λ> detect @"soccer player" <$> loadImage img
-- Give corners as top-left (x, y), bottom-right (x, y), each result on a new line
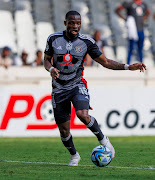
top-left (44, 10), bottom-right (146, 166)
top-left (115, 0), bottom-right (150, 64)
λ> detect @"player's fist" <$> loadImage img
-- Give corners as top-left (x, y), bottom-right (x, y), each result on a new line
top-left (50, 68), bottom-right (60, 79)
top-left (129, 63), bottom-right (146, 72)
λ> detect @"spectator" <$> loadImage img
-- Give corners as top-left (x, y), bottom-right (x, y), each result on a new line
top-left (85, 30), bottom-right (106, 66)
top-left (31, 50), bottom-right (43, 67)
top-left (13, 50), bottom-right (31, 66)
top-left (115, 0), bottom-right (150, 64)
top-left (21, 50), bottom-right (30, 66)
top-left (0, 46), bottom-right (13, 69)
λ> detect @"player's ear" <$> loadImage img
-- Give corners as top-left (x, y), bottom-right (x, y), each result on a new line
top-left (64, 21), bottom-right (66, 26)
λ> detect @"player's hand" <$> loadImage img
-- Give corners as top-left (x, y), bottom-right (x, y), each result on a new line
top-left (129, 63), bottom-right (147, 72)
top-left (50, 68), bottom-right (60, 79)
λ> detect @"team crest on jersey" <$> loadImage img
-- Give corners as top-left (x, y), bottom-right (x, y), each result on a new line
top-left (66, 42), bottom-right (73, 51)
top-left (75, 46), bottom-right (82, 53)
top-left (63, 53), bottom-right (73, 63)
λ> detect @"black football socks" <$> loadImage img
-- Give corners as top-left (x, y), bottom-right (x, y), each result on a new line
top-left (61, 133), bottom-right (77, 155)
top-left (86, 116), bottom-right (104, 141)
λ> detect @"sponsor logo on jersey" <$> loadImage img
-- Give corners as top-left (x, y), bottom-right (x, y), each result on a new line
top-left (75, 46), bottom-right (82, 53)
top-left (63, 53), bottom-right (73, 63)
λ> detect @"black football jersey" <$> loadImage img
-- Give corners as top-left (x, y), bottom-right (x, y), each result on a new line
top-left (44, 31), bottom-right (102, 93)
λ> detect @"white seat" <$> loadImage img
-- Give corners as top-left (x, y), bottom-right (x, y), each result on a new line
top-left (36, 22), bottom-right (54, 52)
top-left (15, 10), bottom-right (36, 61)
top-left (0, 10), bottom-right (16, 51)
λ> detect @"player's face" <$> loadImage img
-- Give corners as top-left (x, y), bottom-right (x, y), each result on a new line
top-left (64, 15), bottom-right (81, 38)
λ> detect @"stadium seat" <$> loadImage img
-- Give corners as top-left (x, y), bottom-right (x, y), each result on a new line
top-left (15, 10), bottom-right (36, 61)
top-left (0, 10), bottom-right (16, 51)
top-left (36, 22), bottom-right (54, 52)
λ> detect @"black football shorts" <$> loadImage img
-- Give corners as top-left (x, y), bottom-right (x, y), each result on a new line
top-left (52, 83), bottom-right (90, 124)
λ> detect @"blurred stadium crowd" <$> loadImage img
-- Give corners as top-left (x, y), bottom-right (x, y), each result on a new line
top-left (0, 0), bottom-right (155, 69)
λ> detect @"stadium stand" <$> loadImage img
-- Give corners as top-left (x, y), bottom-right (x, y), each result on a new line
top-left (52, 0), bottom-right (70, 31)
top-left (0, 10), bottom-right (16, 52)
top-left (71, 0), bottom-right (90, 33)
top-left (0, 0), bottom-right (154, 65)
top-left (33, 0), bottom-right (54, 52)
top-left (36, 22), bottom-right (54, 52)
top-left (33, 0), bottom-right (52, 23)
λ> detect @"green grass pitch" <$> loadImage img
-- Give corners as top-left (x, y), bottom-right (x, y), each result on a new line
top-left (0, 136), bottom-right (154, 180)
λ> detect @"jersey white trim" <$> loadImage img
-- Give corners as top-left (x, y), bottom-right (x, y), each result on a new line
top-left (79, 33), bottom-right (95, 44)
top-left (47, 31), bottom-right (63, 41)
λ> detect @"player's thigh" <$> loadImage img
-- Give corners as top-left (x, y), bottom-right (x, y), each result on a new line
top-left (71, 86), bottom-right (90, 111)
top-left (53, 100), bottom-right (71, 125)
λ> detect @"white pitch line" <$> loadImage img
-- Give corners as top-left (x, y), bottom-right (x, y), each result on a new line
top-left (1, 160), bottom-right (154, 170)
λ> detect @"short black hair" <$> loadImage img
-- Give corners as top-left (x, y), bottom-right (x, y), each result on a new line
top-left (65, 10), bottom-right (81, 20)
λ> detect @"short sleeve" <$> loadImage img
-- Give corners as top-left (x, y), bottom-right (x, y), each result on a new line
top-left (143, 2), bottom-right (148, 13)
top-left (44, 36), bottom-right (53, 57)
top-left (88, 42), bottom-right (102, 59)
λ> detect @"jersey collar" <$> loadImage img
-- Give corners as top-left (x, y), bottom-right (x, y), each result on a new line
top-left (63, 30), bottom-right (79, 42)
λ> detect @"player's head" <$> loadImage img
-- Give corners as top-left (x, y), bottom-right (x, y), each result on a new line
top-left (2, 46), bottom-right (11, 57)
top-left (64, 10), bottom-right (81, 38)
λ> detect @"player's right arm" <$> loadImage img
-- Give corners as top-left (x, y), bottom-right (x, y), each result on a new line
top-left (44, 54), bottom-right (60, 79)
top-left (115, 3), bottom-right (126, 21)
top-left (44, 35), bottom-right (60, 79)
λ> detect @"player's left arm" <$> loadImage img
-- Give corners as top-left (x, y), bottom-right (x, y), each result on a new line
top-left (94, 54), bottom-right (146, 72)
top-left (143, 8), bottom-right (150, 21)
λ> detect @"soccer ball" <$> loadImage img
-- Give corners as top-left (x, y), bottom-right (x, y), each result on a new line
top-left (91, 145), bottom-right (112, 167)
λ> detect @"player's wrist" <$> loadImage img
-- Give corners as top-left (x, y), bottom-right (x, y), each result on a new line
top-left (124, 64), bottom-right (130, 70)
top-left (48, 66), bottom-right (54, 73)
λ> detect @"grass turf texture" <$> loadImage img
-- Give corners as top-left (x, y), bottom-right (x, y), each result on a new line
top-left (0, 137), bottom-right (154, 180)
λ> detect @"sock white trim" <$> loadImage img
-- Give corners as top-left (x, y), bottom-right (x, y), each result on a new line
top-left (86, 116), bottom-right (95, 128)
top-left (61, 133), bottom-right (71, 141)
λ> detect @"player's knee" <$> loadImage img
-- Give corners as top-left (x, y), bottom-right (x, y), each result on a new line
top-left (76, 110), bottom-right (90, 124)
top-left (59, 127), bottom-right (70, 137)
top-left (59, 129), bottom-right (70, 137)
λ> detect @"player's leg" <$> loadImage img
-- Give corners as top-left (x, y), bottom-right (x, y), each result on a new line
top-left (127, 39), bottom-right (135, 64)
top-left (57, 120), bottom-right (81, 166)
top-left (137, 31), bottom-right (144, 63)
top-left (75, 109), bottom-right (115, 158)
top-left (52, 96), bottom-right (80, 166)
top-left (72, 85), bottom-right (115, 158)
